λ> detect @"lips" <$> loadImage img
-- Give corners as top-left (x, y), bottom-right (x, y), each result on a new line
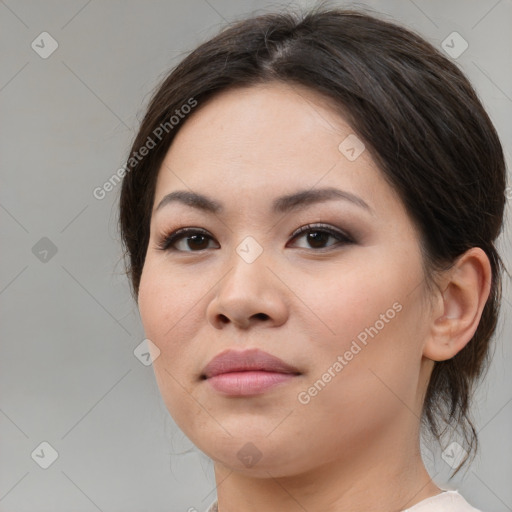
top-left (201, 348), bottom-right (301, 396)
top-left (201, 348), bottom-right (301, 379)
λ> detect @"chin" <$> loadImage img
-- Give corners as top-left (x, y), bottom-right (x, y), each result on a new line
top-left (193, 432), bottom-right (306, 477)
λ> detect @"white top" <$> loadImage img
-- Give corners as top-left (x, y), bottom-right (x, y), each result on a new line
top-left (204, 489), bottom-right (482, 512)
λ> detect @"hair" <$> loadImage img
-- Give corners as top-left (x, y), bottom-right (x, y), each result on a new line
top-left (118, 3), bottom-right (506, 477)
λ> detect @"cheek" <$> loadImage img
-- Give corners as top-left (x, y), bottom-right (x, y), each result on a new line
top-left (137, 264), bottom-right (203, 400)
top-left (138, 261), bottom-right (203, 345)
top-left (300, 256), bottom-right (425, 409)
top-left (298, 316), bottom-right (422, 451)
top-left (300, 256), bottom-right (406, 347)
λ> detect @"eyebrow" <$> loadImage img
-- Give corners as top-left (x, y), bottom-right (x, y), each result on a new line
top-left (154, 187), bottom-right (374, 216)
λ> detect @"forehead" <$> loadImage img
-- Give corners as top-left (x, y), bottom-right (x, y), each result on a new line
top-left (153, 82), bottom-right (402, 221)
top-left (166, 82), bottom-right (351, 162)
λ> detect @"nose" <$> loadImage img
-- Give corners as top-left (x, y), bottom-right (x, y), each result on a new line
top-left (206, 254), bottom-right (289, 330)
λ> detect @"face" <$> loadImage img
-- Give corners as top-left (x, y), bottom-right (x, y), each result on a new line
top-left (138, 82), bottom-right (434, 478)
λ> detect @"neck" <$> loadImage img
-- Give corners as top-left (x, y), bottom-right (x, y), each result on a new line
top-left (212, 423), bottom-right (440, 512)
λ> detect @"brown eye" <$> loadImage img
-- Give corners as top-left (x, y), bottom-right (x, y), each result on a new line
top-left (288, 224), bottom-right (354, 250)
top-left (156, 223), bottom-right (354, 253)
top-left (156, 228), bottom-right (218, 252)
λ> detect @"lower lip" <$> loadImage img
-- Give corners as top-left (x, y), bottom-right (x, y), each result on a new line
top-left (206, 371), bottom-right (297, 396)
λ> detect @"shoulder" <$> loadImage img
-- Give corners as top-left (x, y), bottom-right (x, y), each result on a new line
top-left (204, 500), bottom-right (218, 512)
top-left (404, 490), bottom-right (482, 512)
top-left (203, 492), bottom-right (482, 512)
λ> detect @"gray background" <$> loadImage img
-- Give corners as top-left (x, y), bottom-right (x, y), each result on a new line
top-left (1, 0), bottom-right (511, 511)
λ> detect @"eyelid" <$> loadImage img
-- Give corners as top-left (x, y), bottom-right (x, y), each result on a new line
top-left (156, 222), bottom-right (354, 252)
top-left (155, 226), bottom-right (213, 252)
top-left (289, 223), bottom-right (354, 243)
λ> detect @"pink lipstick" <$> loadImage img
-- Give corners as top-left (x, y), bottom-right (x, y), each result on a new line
top-left (201, 348), bottom-right (301, 396)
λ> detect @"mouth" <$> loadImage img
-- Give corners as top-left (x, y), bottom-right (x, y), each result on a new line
top-left (201, 348), bottom-right (301, 396)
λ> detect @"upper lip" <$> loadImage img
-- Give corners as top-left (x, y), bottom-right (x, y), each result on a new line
top-left (201, 348), bottom-right (301, 379)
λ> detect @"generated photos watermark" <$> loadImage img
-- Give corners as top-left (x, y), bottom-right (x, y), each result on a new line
top-left (93, 97), bottom-right (198, 200)
top-left (297, 301), bottom-right (403, 405)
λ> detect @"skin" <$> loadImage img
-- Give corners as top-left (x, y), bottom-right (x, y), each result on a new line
top-left (137, 82), bottom-right (491, 512)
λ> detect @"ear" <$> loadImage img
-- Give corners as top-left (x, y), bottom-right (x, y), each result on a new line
top-left (423, 247), bottom-right (492, 362)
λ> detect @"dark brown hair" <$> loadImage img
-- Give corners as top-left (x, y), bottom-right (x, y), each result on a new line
top-left (118, 4), bottom-right (506, 477)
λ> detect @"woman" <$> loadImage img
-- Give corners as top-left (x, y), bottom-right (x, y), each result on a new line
top-left (118, 5), bottom-right (506, 511)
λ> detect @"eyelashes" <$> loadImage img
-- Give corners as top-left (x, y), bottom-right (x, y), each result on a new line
top-left (156, 227), bottom-right (215, 252)
top-left (155, 223), bottom-right (355, 253)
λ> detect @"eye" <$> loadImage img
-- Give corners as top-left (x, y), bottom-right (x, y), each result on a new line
top-left (156, 223), bottom-right (354, 253)
top-left (156, 227), bottom-right (218, 252)
top-left (288, 223), bottom-right (354, 250)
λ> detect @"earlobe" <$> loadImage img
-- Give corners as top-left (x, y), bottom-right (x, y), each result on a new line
top-left (423, 248), bottom-right (492, 362)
